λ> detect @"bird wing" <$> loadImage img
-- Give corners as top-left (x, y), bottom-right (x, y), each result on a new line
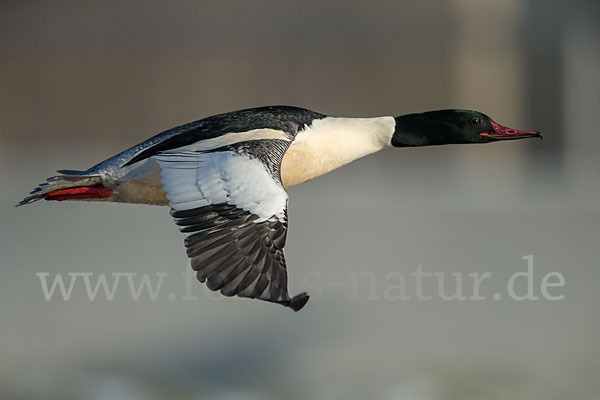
top-left (155, 136), bottom-right (309, 311)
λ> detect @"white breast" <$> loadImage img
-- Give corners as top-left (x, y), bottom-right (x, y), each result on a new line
top-left (281, 116), bottom-right (395, 187)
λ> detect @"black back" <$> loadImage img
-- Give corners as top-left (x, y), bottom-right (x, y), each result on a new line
top-left (124, 105), bottom-right (325, 167)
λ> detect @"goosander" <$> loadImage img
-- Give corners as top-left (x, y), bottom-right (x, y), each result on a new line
top-left (19, 106), bottom-right (542, 311)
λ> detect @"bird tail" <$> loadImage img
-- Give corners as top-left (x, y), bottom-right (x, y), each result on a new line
top-left (17, 170), bottom-right (112, 206)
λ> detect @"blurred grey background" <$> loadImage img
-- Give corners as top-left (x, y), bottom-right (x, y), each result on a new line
top-left (1, 0), bottom-right (599, 399)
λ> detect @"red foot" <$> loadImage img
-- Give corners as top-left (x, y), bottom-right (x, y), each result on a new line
top-left (45, 185), bottom-right (114, 201)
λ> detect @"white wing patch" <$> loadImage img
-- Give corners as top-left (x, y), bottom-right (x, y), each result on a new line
top-left (165, 128), bottom-right (290, 153)
top-left (156, 151), bottom-right (288, 222)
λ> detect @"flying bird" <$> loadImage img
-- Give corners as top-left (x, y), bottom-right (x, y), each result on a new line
top-left (19, 106), bottom-right (542, 311)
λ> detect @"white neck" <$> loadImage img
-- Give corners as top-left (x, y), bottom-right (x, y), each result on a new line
top-left (281, 116), bottom-right (396, 187)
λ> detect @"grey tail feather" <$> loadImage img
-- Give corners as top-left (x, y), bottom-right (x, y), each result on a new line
top-left (16, 170), bottom-right (103, 207)
top-left (56, 169), bottom-right (90, 176)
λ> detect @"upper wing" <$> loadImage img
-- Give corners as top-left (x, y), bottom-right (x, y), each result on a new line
top-left (156, 137), bottom-right (309, 311)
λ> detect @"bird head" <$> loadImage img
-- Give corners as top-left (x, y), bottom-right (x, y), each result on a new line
top-left (391, 109), bottom-right (542, 147)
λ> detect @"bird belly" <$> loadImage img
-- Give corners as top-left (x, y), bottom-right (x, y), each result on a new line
top-left (111, 158), bottom-right (168, 205)
top-left (112, 180), bottom-right (168, 205)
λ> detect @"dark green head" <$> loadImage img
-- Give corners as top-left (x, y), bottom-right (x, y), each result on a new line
top-left (391, 109), bottom-right (542, 147)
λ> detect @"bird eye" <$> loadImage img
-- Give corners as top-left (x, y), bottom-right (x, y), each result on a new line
top-left (470, 117), bottom-right (480, 126)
